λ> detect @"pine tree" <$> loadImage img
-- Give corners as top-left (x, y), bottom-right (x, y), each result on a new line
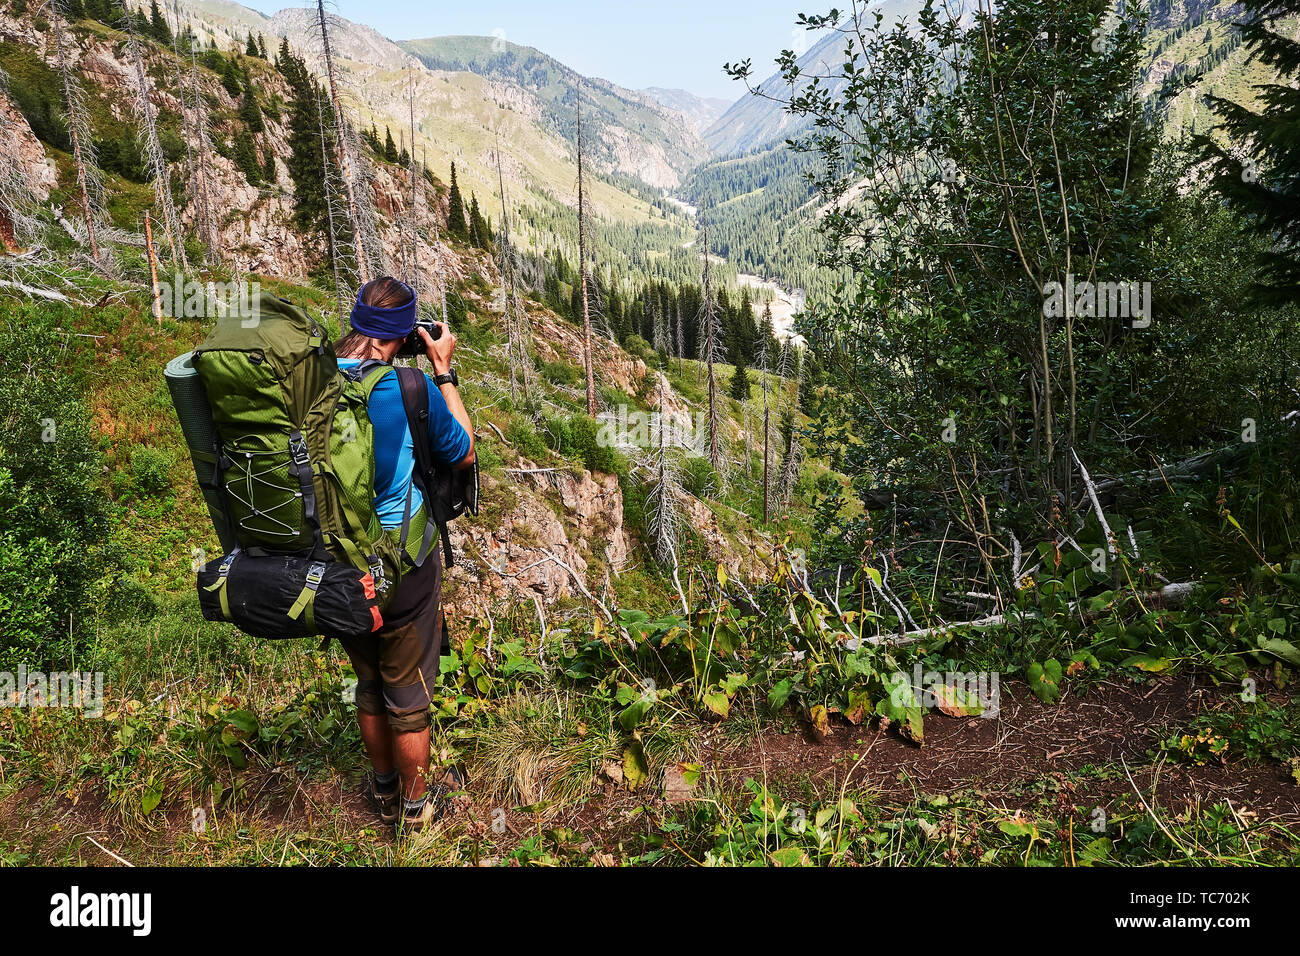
top-left (233, 129), bottom-right (262, 185)
top-left (447, 161), bottom-right (468, 238)
top-left (246, 32), bottom-right (259, 58)
top-left (239, 88), bottom-right (263, 133)
top-left (729, 353), bottom-right (751, 401)
top-left (469, 193), bottom-right (491, 250)
top-left (148, 0), bottom-right (170, 42)
top-left (382, 126), bottom-right (398, 162)
top-left (220, 58), bottom-right (242, 97)
top-left (1200, 0), bottom-right (1300, 304)
top-left (257, 34), bottom-right (267, 59)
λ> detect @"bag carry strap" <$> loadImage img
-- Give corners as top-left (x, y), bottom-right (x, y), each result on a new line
top-left (289, 430), bottom-right (327, 560)
top-left (287, 560), bottom-right (327, 633)
top-left (394, 365), bottom-right (446, 567)
top-left (202, 550), bottom-right (240, 621)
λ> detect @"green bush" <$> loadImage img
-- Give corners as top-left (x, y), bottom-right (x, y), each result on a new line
top-left (540, 360), bottom-right (580, 388)
top-left (681, 456), bottom-right (720, 499)
top-left (0, 306), bottom-right (120, 667)
top-left (505, 413), bottom-right (548, 462)
top-left (127, 444), bottom-right (174, 499)
top-left (543, 413), bottom-right (624, 476)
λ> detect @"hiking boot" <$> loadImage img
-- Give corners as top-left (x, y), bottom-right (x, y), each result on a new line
top-left (395, 766), bottom-right (465, 836)
top-left (365, 771), bottom-right (399, 826)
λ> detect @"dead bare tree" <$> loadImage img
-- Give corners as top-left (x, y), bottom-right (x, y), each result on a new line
top-left (313, 0), bottom-right (368, 284)
top-left (777, 341), bottom-right (803, 507)
top-left (759, 306), bottom-right (774, 522)
top-left (50, 1), bottom-right (103, 263)
top-left (124, 16), bottom-right (187, 272)
top-left (179, 24), bottom-right (218, 259)
top-left (0, 68), bottom-right (39, 252)
top-left (674, 300), bottom-right (684, 374)
top-left (645, 369), bottom-right (684, 567)
top-left (405, 67), bottom-right (422, 297)
top-left (493, 130), bottom-right (531, 400)
top-left (576, 86), bottom-right (597, 416)
top-left (424, 145), bottom-right (448, 323)
top-left (316, 85), bottom-right (356, 327)
top-left (699, 205), bottom-right (724, 472)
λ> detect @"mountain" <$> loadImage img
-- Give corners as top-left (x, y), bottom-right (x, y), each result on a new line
top-left (703, 0), bottom-right (929, 157)
top-left (399, 35), bottom-right (710, 188)
top-left (1141, 0), bottom-right (1291, 141)
top-left (640, 87), bottom-right (732, 136)
top-left (158, 0), bottom-right (704, 288)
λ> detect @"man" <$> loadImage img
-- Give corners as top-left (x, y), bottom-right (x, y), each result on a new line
top-left (334, 276), bottom-right (474, 832)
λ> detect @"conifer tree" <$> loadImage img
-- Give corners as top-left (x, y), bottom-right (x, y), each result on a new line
top-left (729, 352), bottom-right (751, 402)
top-left (1201, 0), bottom-right (1300, 304)
top-left (447, 161), bottom-right (468, 238)
top-left (148, 0), bottom-right (170, 42)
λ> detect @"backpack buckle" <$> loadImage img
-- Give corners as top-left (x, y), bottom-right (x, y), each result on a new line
top-left (289, 434), bottom-right (311, 468)
top-left (304, 561), bottom-right (326, 590)
top-left (368, 556), bottom-right (387, 593)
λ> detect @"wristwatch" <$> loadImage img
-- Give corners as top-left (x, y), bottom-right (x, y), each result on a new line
top-left (433, 367), bottom-right (458, 387)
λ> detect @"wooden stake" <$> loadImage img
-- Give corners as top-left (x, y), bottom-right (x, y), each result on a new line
top-left (144, 214), bottom-right (162, 322)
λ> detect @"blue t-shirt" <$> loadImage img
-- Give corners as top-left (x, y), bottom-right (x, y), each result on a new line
top-left (339, 360), bottom-right (471, 528)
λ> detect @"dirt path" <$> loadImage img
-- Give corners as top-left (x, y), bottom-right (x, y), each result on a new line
top-left (3, 675), bottom-right (1296, 864)
top-left (713, 676), bottom-right (1300, 823)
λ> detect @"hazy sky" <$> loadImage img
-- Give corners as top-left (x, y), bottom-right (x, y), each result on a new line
top-left (239, 0), bottom-right (826, 101)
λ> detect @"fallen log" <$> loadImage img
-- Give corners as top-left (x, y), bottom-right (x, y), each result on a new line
top-left (844, 581), bottom-right (1199, 650)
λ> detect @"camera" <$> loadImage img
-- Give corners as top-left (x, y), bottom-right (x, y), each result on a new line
top-left (397, 317), bottom-right (442, 357)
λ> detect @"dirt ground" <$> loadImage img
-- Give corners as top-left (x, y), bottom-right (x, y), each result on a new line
top-left (3, 674), bottom-right (1296, 864)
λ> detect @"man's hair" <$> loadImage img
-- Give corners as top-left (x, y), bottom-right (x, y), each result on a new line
top-left (336, 276), bottom-right (414, 359)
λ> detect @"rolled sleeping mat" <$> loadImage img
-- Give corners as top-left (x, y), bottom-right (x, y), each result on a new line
top-left (164, 351), bottom-right (236, 553)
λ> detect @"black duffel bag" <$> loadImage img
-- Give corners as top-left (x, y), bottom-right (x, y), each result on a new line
top-left (197, 550), bottom-right (383, 640)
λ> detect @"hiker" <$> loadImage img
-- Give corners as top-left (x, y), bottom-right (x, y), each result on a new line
top-left (334, 276), bottom-right (475, 831)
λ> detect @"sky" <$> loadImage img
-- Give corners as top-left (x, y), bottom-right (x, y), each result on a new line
top-left (238, 0), bottom-right (824, 101)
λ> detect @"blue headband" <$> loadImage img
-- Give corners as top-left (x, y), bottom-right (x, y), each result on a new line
top-left (349, 282), bottom-right (417, 338)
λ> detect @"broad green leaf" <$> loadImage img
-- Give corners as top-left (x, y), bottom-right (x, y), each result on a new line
top-left (622, 744), bottom-right (648, 790)
top-left (141, 786), bottom-right (162, 815)
top-left (1259, 638), bottom-right (1300, 668)
top-left (1120, 654), bottom-right (1172, 673)
top-left (702, 690), bottom-right (730, 718)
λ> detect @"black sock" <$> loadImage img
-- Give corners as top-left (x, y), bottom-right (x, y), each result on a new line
top-left (374, 769), bottom-right (398, 793)
top-left (402, 794), bottom-right (428, 818)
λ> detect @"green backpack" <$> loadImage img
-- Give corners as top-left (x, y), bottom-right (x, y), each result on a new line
top-left (189, 292), bottom-right (427, 639)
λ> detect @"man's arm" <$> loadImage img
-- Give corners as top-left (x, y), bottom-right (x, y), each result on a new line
top-left (418, 323), bottom-right (475, 468)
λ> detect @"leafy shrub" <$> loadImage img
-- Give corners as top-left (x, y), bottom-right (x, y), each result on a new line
top-left (127, 444), bottom-right (173, 499)
top-left (0, 306), bottom-right (119, 667)
top-left (680, 456), bottom-right (720, 499)
top-left (543, 413), bottom-right (624, 476)
top-left (505, 413), bottom-right (548, 462)
top-left (540, 360), bottom-right (580, 388)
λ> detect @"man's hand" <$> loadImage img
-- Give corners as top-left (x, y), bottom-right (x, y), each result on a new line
top-left (419, 322), bottom-right (456, 376)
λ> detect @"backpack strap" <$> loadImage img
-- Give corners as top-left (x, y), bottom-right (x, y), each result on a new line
top-left (394, 365), bottom-right (446, 567)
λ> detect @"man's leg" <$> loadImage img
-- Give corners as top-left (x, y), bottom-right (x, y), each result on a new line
top-left (393, 727), bottom-right (430, 801)
top-left (335, 636), bottom-right (400, 823)
top-left (358, 711), bottom-right (395, 774)
top-left (376, 550), bottom-right (442, 824)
